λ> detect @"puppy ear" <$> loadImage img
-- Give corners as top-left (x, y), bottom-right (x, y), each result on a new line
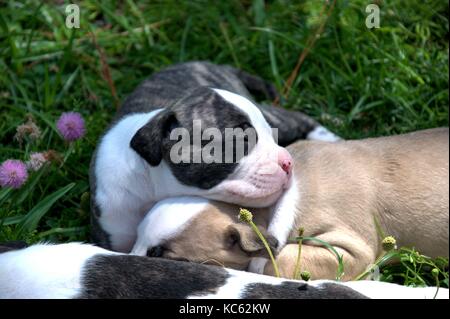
top-left (130, 110), bottom-right (178, 166)
top-left (227, 224), bottom-right (279, 254)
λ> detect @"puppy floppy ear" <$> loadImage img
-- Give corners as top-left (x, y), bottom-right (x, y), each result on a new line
top-left (226, 224), bottom-right (279, 255)
top-left (130, 110), bottom-right (178, 166)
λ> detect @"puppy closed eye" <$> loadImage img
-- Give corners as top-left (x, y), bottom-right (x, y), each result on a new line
top-left (147, 246), bottom-right (164, 257)
top-left (238, 122), bottom-right (252, 131)
top-left (225, 232), bottom-right (239, 249)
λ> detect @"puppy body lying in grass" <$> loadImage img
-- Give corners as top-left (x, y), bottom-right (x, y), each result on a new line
top-left (0, 242), bottom-right (447, 299)
top-left (90, 61), bottom-right (339, 253)
top-left (131, 128), bottom-right (449, 281)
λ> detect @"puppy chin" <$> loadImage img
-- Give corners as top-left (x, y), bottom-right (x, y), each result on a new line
top-left (236, 189), bottom-right (284, 207)
top-left (207, 179), bottom-right (286, 207)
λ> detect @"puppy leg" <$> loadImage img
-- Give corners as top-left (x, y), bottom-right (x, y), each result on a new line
top-left (264, 232), bottom-right (377, 281)
top-left (222, 65), bottom-right (340, 145)
top-left (257, 103), bottom-right (341, 146)
top-left (97, 213), bottom-right (139, 253)
top-left (223, 65), bottom-right (279, 101)
top-left (90, 205), bottom-right (113, 250)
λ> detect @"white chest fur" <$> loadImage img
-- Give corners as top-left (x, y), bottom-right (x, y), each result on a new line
top-left (267, 176), bottom-right (300, 248)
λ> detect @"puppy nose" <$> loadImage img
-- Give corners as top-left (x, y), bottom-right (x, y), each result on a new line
top-left (278, 149), bottom-right (293, 175)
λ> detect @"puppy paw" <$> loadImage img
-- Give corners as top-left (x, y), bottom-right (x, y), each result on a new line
top-left (248, 257), bottom-right (268, 274)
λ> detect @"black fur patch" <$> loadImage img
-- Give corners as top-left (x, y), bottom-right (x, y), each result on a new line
top-left (241, 281), bottom-right (369, 299)
top-left (79, 255), bottom-right (229, 299)
top-left (88, 146), bottom-right (112, 249)
top-left (78, 254), bottom-right (369, 299)
top-left (114, 61), bottom-right (254, 121)
top-left (114, 61), bottom-right (318, 147)
top-left (130, 87), bottom-right (257, 189)
top-left (0, 241), bottom-right (28, 254)
top-left (258, 103), bottom-right (318, 146)
top-left (89, 203), bottom-right (112, 249)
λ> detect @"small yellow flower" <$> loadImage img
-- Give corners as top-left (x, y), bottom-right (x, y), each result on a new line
top-left (382, 236), bottom-right (397, 251)
top-left (238, 208), bottom-right (253, 223)
top-left (432, 268), bottom-right (440, 277)
top-left (300, 271), bottom-right (311, 281)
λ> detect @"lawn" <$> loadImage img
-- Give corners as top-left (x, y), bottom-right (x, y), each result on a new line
top-left (0, 0), bottom-right (448, 288)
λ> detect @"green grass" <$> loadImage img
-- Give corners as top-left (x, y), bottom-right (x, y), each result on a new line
top-left (291, 236), bottom-right (449, 289)
top-left (0, 0), bottom-right (448, 288)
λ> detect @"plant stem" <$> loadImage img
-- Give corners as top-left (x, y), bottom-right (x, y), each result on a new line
top-left (433, 270), bottom-right (440, 299)
top-left (249, 221), bottom-right (280, 278)
top-left (294, 236), bottom-right (345, 281)
top-left (354, 252), bottom-right (388, 281)
top-left (293, 238), bottom-right (303, 279)
top-left (293, 228), bottom-right (304, 279)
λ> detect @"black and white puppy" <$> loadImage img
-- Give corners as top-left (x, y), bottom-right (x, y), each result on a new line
top-left (0, 243), bottom-right (446, 299)
top-left (90, 61), bottom-right (340, 252)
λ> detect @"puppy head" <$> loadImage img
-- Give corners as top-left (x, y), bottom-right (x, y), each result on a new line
top-left (130, 87), bottom-right (292, 207)
top-left (131, 197), bottom-right (278, 270)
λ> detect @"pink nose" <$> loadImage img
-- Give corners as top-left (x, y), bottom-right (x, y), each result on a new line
top-left (278, 149), bottom-right (293, 175)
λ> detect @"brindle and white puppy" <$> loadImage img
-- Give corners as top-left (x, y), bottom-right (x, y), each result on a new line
top-left (0, 242), bottom-right (447, 299)
top-left (90, 61), bottom-right (339, 253)
top-left (131, 128), bottom-right (449, 280)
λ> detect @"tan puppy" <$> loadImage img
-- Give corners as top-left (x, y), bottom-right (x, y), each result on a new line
top-left (131, 128), bottom-right (449, 280)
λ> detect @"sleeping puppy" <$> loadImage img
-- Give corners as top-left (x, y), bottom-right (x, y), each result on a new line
top-left (90, 61), bottom-right (340, 253)
top-left (0, 242), bottom-right (447, 299)
top-left (131, 128), bottom-right (449, 280)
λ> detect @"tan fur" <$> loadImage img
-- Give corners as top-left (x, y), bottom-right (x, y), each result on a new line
top-left (159, 202), bottom-right (275, 270)
top-left (160, 128), bottom-right (449, 280)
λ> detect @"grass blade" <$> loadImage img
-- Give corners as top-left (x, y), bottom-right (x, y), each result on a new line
top-left (17, 183), bottom-right (75, 235)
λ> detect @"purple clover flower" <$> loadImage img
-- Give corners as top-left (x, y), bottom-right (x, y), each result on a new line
top-left (0, 159), bottom-right (29, 189)
top-left (56, 112), bottom-right (86, 142)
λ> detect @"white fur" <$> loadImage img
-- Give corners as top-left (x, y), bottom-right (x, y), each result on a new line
top-left (213, 89), bottom-right (272, 136)
top-left (307, 126), bottom-right (341, 142)
top-left (131, 197), bottom-right (210, 255)
top-left (1, 243), bottom-right (446, 299)
top-left (191, 269), bottom-right (284, 299)
top-left (94, 111), bottom-right (202, 252)
top-left (0, 243), bottom-right (117, 299)
top-left (267, 176), bottom-right (300, 248)
top-left (342, 280), bottom-right (449, 299)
